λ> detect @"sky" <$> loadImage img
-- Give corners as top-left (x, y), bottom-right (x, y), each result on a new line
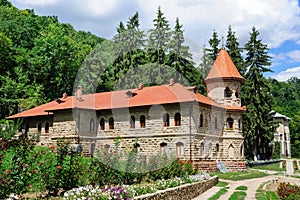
top-left (9, 0), bottom-right (300, 81)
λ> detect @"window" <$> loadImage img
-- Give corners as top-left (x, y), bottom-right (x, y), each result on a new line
top-left (215, 116), bottom-right (218, 129)
top-left (238, 119), bottom-right (241, 129)
top-left (37, 123), bottom-right (42, 134)
top-left (25, 124), bottom-right (29, 138)
top-left (104, 144), bottom-right (110, 150)
top-left (163, 113), bottom-right (169, 127)
top-left (199, 113), bottom-right (203, 127)
top-left (140, 115), bottom-right (145, 128)
top-left (134, 143), bottom-right (141, 153)
top-left (216, 143), bottom-right (220, 152)
top-left (226, 117), bottom-right (234, 129)
top-left (90, 118), bottom-right (95, 132)
top-left (174, 113), bottom-right (181, 126)
top-left (130, 116), bottom-right (135, 128)
top-left (176, 142), bottom-right (184, 156)
top-left (45, 122), bottom-right (49, 133)
top-left (100, 118), bottom-right (105, 130)
top-left (160, 142), bottom-right (167, 154)
top-left (224, 87), bottom-right (232, 97)
top-left (201, 142), bottom-right (205, 156)
top-left (109, 117), bottom-right (114, 130)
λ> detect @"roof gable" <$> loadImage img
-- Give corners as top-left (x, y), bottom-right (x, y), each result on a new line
top-left (204, 49), bottom-right (245, 83)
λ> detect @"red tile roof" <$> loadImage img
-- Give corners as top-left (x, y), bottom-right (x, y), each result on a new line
top-left (204, 49), bottom-right (245, 83)
top-left (8, 83), bottom-right (225, 119)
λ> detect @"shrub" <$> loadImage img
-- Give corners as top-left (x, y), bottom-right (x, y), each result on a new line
top-left (277, 182), bottom-right (300, 199)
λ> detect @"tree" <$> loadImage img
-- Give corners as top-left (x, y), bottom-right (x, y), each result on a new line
top-left (225, 25), bottom-right (246, 76)
top-left (242, 27), bottom-right (276, 160)
top-left (147, 7), bottom-right (171, 64)
top-left (207, 29), bottom-right (220, 61)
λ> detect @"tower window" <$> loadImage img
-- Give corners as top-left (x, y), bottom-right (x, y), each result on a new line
top-left (89, 118), bottom-right (95, 132)
top-left (37, 123), bottom-right (42, 134)
top-left (215, 116), bottom-right (218, 129)
top-left (199, 113), bottom-right (203, 127)
top-left (224, 87), bottom-right (232, 97)
top-left (160, 142), bottom-right (167, 154)
top-left (134, 143), bottom-right (141, 153)
top-left (174, 113), bottom-right (181, 126)
top-left (226, 117), bottom-right (234, 129)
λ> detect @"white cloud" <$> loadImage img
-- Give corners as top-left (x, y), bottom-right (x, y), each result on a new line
top-left (270, 66), bottom-right (300, 81)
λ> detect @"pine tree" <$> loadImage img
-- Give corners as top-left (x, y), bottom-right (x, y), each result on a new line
top-left (225, 25), bottom-right (246, 76)
top-left (242, 27), bottom-right (276, 160)
top-left (207, 29), bottom-right (220, 61)
top-left (166, 18), bottom-right (200, 87)
top-left (147, 7), bottom-right (171, 64)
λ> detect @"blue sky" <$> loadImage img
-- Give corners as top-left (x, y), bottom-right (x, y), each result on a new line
top-left (10, 0), bottom-right (300, 81)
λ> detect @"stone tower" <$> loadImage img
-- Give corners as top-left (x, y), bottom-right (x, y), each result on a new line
top-left (204, 49), bottom-right (246, 166)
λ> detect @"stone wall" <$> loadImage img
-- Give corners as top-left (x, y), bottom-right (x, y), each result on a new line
top-left (134, 176), bottom-right (218, 200)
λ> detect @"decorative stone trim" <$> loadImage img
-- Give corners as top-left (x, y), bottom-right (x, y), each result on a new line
top-left (134, 176), bottom-right (218, 200)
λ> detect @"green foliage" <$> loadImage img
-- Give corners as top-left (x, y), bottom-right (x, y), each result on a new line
top-left (242, 27), bottom-right (276, 160)
top-left (229, 191), bottom-right (247, 200)
top-left (250, 162), bottom-right (284, 172)
top-left (210, 170), bottom-right (269, 181)
top-left (216, 181), bottom-right (229, 187)
top-left (236, 185), bottom-right (248, 190)
top-left (208, 188), bottom-right (228, 200)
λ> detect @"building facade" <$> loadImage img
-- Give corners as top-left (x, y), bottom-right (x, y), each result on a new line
top-left (273, 112), bottom-right (291, 158)
top-left (8, 49), bottom-right (246, 171)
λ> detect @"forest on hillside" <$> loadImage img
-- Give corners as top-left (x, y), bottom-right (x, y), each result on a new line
top-left (0, 0), bottom-right (300, 159)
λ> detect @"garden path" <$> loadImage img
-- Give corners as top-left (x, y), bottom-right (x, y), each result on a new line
top-left (192, 173), bottom-right (300, 200)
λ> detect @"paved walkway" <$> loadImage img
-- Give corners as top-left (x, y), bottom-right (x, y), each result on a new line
top-left (193, 165), bottom-right (300, 200)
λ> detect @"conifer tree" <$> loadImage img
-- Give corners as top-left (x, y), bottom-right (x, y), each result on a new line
top-left (207, 29), bottom-right (220, 61)
top-left (242, 27), bottom-right (276, 160)
top-left (225, 25), bottom-right (246, 76)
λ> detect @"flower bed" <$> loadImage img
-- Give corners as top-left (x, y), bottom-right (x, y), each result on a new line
top-left (62, 174), bottom-right (217, 200)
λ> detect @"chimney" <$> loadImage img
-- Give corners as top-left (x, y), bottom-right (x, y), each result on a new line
top-left (169, 78), bottom-right (175, 86)
top-left (138, 83), bottom-right (143, 90)
top-left (75, 86), bottom-right (83, 100)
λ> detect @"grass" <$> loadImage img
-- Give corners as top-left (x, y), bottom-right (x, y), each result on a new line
top-left (235, 186), bottom-right (248, 191)
top-left (210, 170), bottom-right (269, 181)
top-left (229, 191), bottom-right (247, 200)
top-left (256, 181), bottom-right (279, 200)
top-left (250, 162), bottom-right (284, 172)
top-left (216, 181), bottom-right (229, 187)
top-left (208, 188), bottom-right (228, 200)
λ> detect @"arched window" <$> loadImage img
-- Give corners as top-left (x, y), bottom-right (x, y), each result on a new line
top-left (45, 122), bottom-right (49, 133)
top-left (174, 113), bottom-right (181, 126)
top-left (226, 117), bottom-right (234, 129)
top-left (176, 142), bottom-right (184, 156)
top-left (199, 113), bottom-right (203, 127)
top-left (215, 116), bottom-right (218, 129)
top-left (163, 113), bottom-right (169, 127)
top-left (216, 143), bottom-right (220, 152)
top-left (201, 142), bottom-right (205, 156)
top-left (104, 144), bottom-right (110, 150)
top-left (37, 123), bottom-right (42, 134)
top-left (238, 119), bottom-right (241, 129)
top-left (224, 87), bottom-right (232, 97)
top-left (109, 117), bottom-right (114, 130)
top-left (134, 143), bottom-right (141, 153)
top-left (90, 118), bottom-right (95, 132)
top-left (130, 116), bottom-right (135, 128)
top-left (160, 142), bottom-right (167, 154)
top-left (140, 115), bottom-right (145, 128)
top-left (100, 118), bottom-right (105, 130)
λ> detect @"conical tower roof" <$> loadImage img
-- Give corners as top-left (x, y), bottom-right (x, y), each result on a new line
top-left (204, 49), bottom-right (245, 83)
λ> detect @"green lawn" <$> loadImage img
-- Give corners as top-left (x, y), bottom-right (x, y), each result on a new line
top-left (210, 170), bottom-right (269, 181)
top-left (208, 188), bottom-right (228, 200)
top-left (229, 191), bottom-right (247, 200)
top-left (256, 181), bottom-right (279, 200)
top-left (250, 162), bottom-right (284, 172)
top-left (235, 186), bottom-right (248, 191)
